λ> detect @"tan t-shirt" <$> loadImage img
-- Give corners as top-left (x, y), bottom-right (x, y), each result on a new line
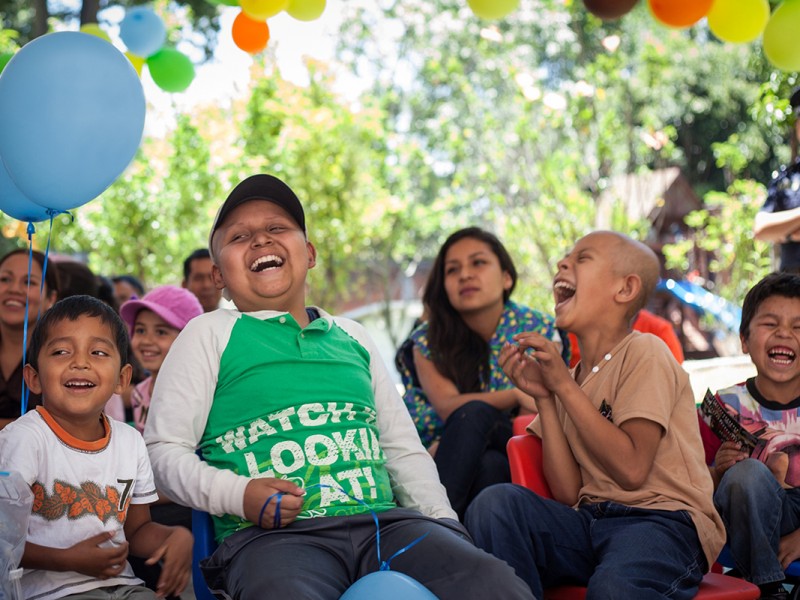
top-left (530, 331), bottom-right (725, 568)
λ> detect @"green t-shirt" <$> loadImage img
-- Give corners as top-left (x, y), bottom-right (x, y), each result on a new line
top-left (199, 312), bottom-right (396, 540)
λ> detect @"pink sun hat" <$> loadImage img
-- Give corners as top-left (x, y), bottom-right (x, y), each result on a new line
top-left (120, 284), bottom-right (203, 334)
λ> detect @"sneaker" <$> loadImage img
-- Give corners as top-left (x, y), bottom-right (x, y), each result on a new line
top-left (758, 582), bottom-right (789, 600)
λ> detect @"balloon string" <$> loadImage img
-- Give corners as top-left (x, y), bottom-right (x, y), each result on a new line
top-left (257, 491), bottom-right (281, 529)
top-left (20, 222), bottom-right (35, 416)
top-left (258, 483), bottom-right (428, 572)
top-left (19, 213), bottom-right (59, 417)
top-left (37, 214), bottom-right (56, 322)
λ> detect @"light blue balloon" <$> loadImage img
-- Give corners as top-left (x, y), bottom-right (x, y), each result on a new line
top-left (119, 7), bottom-right (167, 58)
top-left (0, 32), bottom-right (145, 212)
top-left (0, 157), bottom-right (52, 223)
top-left (340, 571), bottom-right (439, 600)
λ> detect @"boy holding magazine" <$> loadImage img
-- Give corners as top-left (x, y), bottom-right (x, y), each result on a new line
top-left (705, 272), bottom-right (800, 600)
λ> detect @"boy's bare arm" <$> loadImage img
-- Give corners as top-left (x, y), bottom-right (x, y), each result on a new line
top-left (537, 396), bottom-right (582, 504)
top-left (125, 504), bottom-right (193, 598)
top-left (21, 532), bottom-right (129, 579)
top-left (499, 342), bottom-right (581, 503)
top-left (507, 332), bottom-right (664, 491)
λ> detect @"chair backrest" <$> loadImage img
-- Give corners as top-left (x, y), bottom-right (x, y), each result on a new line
top-left (512, 414), bottom-right (535, 437)
top-left (192, 508), bottom-right (218, 600)
top-left (507, 433), bottom-right (553, 498)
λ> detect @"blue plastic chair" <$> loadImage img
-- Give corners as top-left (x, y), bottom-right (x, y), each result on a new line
top-left (191, 508), bottom-right (218, 600)
top-left (716, 545), bottom-right (800, 600)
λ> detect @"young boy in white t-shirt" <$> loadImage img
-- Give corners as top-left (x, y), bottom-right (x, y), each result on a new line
top-left (0, 295), bottom-right (192, 600)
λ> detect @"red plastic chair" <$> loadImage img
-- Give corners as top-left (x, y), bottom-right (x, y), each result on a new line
top-left (506, 434), bottom-right (760, 600)
top-left (512, 413), bottom-right (536, 437)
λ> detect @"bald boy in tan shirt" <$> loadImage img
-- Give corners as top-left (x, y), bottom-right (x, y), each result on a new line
top-left (465, 231), bottom-right (725, 600)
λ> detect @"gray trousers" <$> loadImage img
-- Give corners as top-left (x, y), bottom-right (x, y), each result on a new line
top-left (202, 508), bottom-right (534, 600)
top-left (65, 585), bottom-right (156, 599)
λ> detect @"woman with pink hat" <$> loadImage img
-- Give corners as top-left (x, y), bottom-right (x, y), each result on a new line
top-left (120, 285), bottom-right (203, 434)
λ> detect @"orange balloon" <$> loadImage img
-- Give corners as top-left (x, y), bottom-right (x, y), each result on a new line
top-left (232, 11), bottom-right (270, 54)
top-left (648, 0), bottom-right (713, 28)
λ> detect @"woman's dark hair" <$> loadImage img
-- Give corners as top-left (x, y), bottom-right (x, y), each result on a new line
top-left (0, 248), bottom-right (60, 299)
top-left (27, 295), bottom-right (129, 371)
top-left (112, 274), bottom-right (145, 298)
top-left (422, 227), bottom-right (517, 393)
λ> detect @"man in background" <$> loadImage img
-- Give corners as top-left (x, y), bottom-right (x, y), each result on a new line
top-left (182, 248), bottom-right (222, 312)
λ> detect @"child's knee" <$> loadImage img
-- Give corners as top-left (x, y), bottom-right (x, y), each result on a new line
top-left (720, 458), bottom-right (774, 489)
top-left (715, 458), bottom-right (779, 508)
top-left (466, 484), bottom-right (529, 531)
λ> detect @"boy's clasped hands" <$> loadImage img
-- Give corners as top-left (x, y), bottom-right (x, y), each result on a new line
top-left (54, 522), bottom-right (192, 598)
top-left (499, 332), bottom-right (573, 404)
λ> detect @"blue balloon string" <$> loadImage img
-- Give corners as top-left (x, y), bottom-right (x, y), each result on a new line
top-left (36, 213), bottom-right (57, 322)
top-left (20, 222), bottom-right (35, 416)
top-left (273, 493), bottom-right (282, 530)
top-left (258, 482), bottom-right (428, 572)
top-left (19, 213), bottom-right (58, 417)
top-left (257, 491), bottom-right (281, 529)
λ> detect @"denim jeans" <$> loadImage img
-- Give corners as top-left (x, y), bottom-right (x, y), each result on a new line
top-left (714, 458), bottom-right (800, 585)
top-left (434, 400), bottom-right (512, 518)
top-left (465, 484), bottom-right (707, 600)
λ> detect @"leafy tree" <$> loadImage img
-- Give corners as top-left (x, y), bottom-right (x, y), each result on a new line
top-left (0, 0), bottom-right (220, 58)
top-left (0, 58), bottom-right (407, 318)
top-left (236, 59), bottom-right (411, 317)
top-left (46, 113), bottom-right (221, 286)
top-left (334, 0), bottom-right (793, 311)
top-left (662, 180), bottom-right (773, 305)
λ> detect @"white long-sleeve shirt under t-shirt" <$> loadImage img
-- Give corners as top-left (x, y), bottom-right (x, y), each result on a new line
top-left (144, 307), bottom-right (455, 542)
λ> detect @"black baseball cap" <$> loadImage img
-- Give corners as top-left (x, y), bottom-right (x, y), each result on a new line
top-left (208, 174), bottom-right (306, 255)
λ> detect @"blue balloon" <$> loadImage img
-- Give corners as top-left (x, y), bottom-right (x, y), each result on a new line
top-left (0, 32), bottom-right (145, 212)
top-left (0, 156), bottom-right (53, 223)
top-left (340, 571), bottom-right (439, 600)
top-left (119, 7), bottom-right (167, 58)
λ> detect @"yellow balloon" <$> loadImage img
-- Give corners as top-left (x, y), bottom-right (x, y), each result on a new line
top-left (708, 0), bottom-right (769, 43)
top-left (763, 0), bottom-right (800, 72)
top-left (125, 52), bottom-right (146, 76)
top-left (240, 0), bottom-right (289, 20)
top-left (467, 0), bottom-right (519, 19)
top-left (79, 23), bottom-right (112, 43)
top-left (287, 0), bottom-right (326, 21)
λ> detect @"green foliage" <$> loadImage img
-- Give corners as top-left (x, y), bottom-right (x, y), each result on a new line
top-left (237, 61), bottom-right (406, 314)
top-left (49, 115), bottom-right (221, 287)
top-left (0, 0), bottom-right (220, 58)
top-left (0, 27), bottom-right (19, 53)
top-left (662, 179), bottom-right (773, 306)
top-left (333, 0), bottom-right (792, 315)
top-left (0, 0), bottom-right (796, 341)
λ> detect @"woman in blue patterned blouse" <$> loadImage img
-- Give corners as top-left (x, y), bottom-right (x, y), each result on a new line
top-left (398, 227), bottom-right (566, 517)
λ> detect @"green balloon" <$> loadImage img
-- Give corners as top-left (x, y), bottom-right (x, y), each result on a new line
top-left (146, 48), bottom-right (195, 93)
top-left (467, 0), bottom-right (519, 19)
top-left (0, 53), bottom-right (14, 75)
top-left (763, 0), bottom-right (800, 72)
top-left (207, 0), bottom-right (239, 5)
